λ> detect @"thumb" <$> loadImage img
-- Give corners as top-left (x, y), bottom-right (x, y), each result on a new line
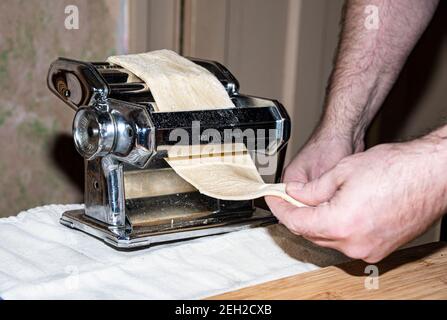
top-left (265, 196), bottom-right (326, 238)
top-left (286, 169), bottom-right (343, 206)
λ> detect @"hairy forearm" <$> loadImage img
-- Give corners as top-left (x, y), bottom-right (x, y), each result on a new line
top-left (321, 0), bottom-right (439, 146)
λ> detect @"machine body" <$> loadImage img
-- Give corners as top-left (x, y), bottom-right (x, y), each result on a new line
top-left (47, 57), bottom-right (291, 249)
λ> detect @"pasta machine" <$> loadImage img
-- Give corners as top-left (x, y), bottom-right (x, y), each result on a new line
top-left (47, 57), bottom-right (291, 249)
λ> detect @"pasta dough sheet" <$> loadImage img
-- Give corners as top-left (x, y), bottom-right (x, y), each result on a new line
top-left (108, 50), bottom-right (305, 207)
top-left (107, 50), bottom-right (235, 112)
top-left (166, 145), bottom-right (306, 207)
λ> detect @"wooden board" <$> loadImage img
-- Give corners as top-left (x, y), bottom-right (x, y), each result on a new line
top-left (209, 242), bottom-right (447, 299)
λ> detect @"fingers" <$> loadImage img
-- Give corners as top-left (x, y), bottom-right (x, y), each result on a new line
top-left (282, 165), bottom-right (308, 184)
top-left (266, 196), bottom-right (351, 255)
top-left (265, 195), bottom-right (379, 261)
top-left (265, 196), bottom-right (327, 239)
top-left (286, 168), bottom-right (344, 206)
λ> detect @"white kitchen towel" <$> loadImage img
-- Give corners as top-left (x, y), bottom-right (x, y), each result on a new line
top-left (0, 205), bottom-right (347, 299)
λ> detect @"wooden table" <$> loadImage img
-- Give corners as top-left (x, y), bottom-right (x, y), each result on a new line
top-left (210, 242), bottom-right (447, 299)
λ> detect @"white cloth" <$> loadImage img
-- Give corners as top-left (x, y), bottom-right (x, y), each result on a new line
top-left (0, 205), bottom-right (346, 299)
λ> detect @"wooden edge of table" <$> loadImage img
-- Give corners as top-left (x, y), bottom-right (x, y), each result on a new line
top-left (208, 242), bottom-right (447, 300)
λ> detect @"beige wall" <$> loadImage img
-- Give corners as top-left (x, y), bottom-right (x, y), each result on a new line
top-left (128, 0), bottom-right (181, 53)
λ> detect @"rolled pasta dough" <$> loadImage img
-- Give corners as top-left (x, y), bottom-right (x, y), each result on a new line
top-left (107, 50), bottom-right (234, 111)
top-left (166, 149), bottom-right (306, 208)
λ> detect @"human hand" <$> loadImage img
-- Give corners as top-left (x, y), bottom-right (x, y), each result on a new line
top-left (283, 125), bottom-right (364, 183)
top-left (267, 136), bottom-right (447, 262)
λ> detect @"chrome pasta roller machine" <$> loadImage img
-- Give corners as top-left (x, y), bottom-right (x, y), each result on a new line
top-left (47, 56), bottom-right (291, 249)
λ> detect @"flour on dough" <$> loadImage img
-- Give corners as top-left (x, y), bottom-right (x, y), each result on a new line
top-left (108, 50), bottom-right (305, 207)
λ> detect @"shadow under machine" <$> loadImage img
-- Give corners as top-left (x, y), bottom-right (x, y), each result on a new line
top-left (47, 57), bottom-right (291, 249)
